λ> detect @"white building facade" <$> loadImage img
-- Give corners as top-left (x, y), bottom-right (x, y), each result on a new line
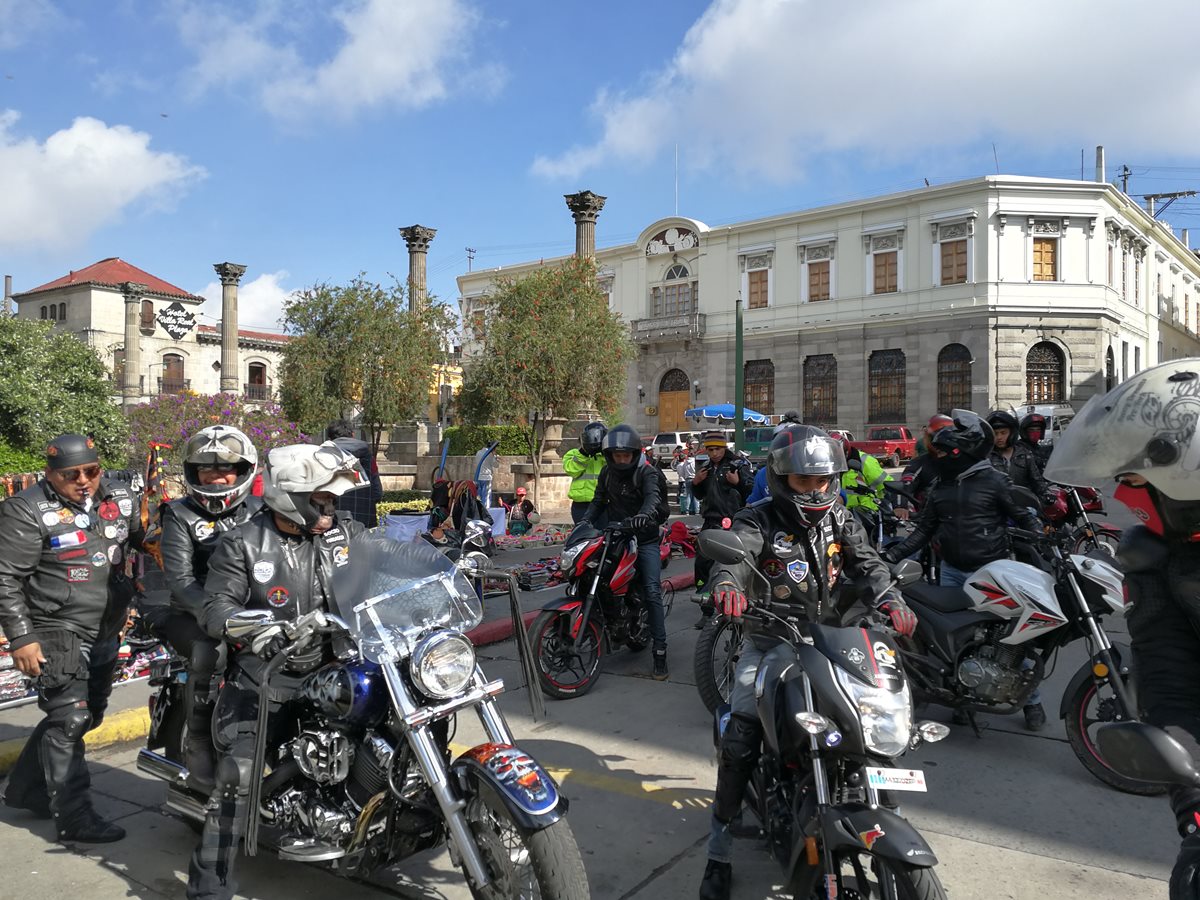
top-left (458, 175), bottom-right (1200, 437)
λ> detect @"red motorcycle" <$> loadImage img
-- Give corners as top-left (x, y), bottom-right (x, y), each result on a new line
top-left (1043, 485), bottom-right (1122, 558)
top-left (530, 521), bottom-right (671, 699)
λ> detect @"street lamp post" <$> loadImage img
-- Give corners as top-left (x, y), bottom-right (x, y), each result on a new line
top-left (734, 291), bottom-right (745, 449)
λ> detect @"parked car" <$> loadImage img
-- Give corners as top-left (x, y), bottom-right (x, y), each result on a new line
top-left (740, 426), bottom-right (776, 461)
top-left (651, 431), bottom-right (698, 466)
top-left (849, 425), bottom-right (918, 467)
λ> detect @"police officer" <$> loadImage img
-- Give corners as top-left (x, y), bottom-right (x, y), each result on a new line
top-left (0, 433), bottom-right (142, 842)
top-left (563, 422), bottom-right (607, 524)
top-left (698, 425), bottom-right (916, 900)
top-left (186, 441), bottom-right (367, 900)
top-left (1044, 361), bottom-right (1200, 899)
top-left (157, 425), bottom-right (260, 789)
top-left (692, 430), bottom-right (752, 626)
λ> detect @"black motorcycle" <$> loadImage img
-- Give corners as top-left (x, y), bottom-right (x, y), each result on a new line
top-left (700, 530), bottom-right (950, 899)
top-left (138, 532), bottom-right (586, 898)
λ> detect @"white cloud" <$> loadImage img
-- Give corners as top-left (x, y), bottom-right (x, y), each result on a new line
top-left (176, 0), bottom-right (496, 121)
top-left (0, 0), bottom-right (60, 50)
top-left (199, 270), bottom-right (295, 331)
top-left (0, 110), bottom-right (205, 252)
top-left (532, 0), bottom-right (1200, 182)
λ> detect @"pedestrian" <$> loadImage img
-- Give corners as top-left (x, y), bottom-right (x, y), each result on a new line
top-left (692, 430), bottom-right (752, 627)
top-left (562, 422), bottom-right (607, 524)
top-left (186, 442), bottom-right (368, 900)
top-left (325, 420), bottom-right (382, 527)
top-left (0, 433), bottom-right (144, 842)
top-left (673, 445), bottom-right (699, 515)
top-left (505, 487), bottom-right (538, 536)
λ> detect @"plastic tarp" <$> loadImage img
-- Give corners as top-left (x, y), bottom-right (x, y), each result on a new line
top-left (684, 403), bottom-right (769, 423)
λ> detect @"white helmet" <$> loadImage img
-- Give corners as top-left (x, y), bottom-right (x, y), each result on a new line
top-left (261, 442), bottom-right (368, 529)
top-left (182, 425), bottom-right (258, 515)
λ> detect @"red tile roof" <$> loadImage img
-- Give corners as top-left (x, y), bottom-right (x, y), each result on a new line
top-left (197, 324), bottom-right (291, 343)
top-left (16, 257), bottom-right (202, 300)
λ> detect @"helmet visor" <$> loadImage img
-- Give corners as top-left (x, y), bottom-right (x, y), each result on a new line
top-left (768, 432), bottom-right (846, 477)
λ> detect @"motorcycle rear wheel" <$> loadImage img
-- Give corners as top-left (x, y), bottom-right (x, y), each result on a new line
top-left (824, 850), bottom-right (947, 900)
top-left (694, 616), bottom-right (742, 715)
top-left (1064, 675), bottom-right (1169, 796)
top-left (530, 609), bottom-right (605, 699)
top-left (463, 783), bottom-right (589, 900)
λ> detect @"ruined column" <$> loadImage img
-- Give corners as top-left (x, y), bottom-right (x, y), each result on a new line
top-left (121, 281), bottom-right (147, 408)
top-left (400, 226), bottom-right (437, 312)
top-left (565, 190), bottom-right (607, 260)
top-left (213, 262), bottom-right (246, 393)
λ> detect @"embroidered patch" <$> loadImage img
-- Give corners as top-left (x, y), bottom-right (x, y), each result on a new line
top-left (99, 501), bottom-right (120, 521)
top-left (333, 546), bottom-right (350, 567)
top-left (194, 521), bottom-right (216, 541)
top-left (252, 561), bottom-right (275, 584)
top-left (49, 531), bottom-right (87, 549)
top-left (786, 560), bottom-right (809, 583)
top-left (108, 545), bottom-right (122, 565)
top-left (104, 525), bottom-right (117, 539)
top-left (42, 511), bottom-right (61, 527)
top-left (118, 498), bottom-right (133, 517)
top-left (267, 586), bottom-right (290, 607)
top-left (115, 520), bottom-right (129, 541)
top-left (772, 532), bottom-right (796, 555)
top-left (762, 559), bottom-right (785, 578)
top-left (36, 500), bottom-right (60, 512)
top-left (56, 548), bottom-right (87, 561)
top-left (56, 508), bottom-right (76, 525)
top-left (322, 528), bottom-right (343, 543)
top-left (67, 566), bottom-right (90, 583)
top-left (74, 513), bottom-right (90, 529)
top-left (91, 551), bottom-right (108, 568)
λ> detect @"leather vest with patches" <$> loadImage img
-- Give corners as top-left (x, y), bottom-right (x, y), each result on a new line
top-left (167, 496), bottom-right (261, 587)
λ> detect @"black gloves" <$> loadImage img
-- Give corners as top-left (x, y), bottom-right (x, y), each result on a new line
top-left (626, 514), bottom-right (652, 531)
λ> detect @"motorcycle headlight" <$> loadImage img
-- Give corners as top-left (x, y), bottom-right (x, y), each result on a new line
top-left (559, 542), bottom-right (586, 569)
top-left (834, 666), bottom-right (913, 758)
top-left (410, 631), bottom-right (476, 699)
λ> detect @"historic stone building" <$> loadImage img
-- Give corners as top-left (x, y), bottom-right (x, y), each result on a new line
top-left (10, 258), bottom-right (287, 404)
top-left (458, 173), bottom-right (1200, 436)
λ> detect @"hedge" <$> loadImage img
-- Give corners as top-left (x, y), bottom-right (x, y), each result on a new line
top-left (380, 489), bottom-right (428, 503)
top-left (378, 499), bottom-right (432, 517)
top-left (443, 425), bottom-right (529, 457)
top-left (0, 440), bottom-right (45, 476)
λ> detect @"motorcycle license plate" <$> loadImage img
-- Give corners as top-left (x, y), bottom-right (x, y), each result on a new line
top-left (865, 767), bottom-right (927, 792)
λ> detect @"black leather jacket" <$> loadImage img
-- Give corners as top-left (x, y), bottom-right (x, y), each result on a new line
top-left (0, 478), bottom-right (144, 648)
top-left (331, 436), bottom-right (383, 527)
top-left (159, 496), bottom-right (262, 619)
top-left (888, 460), bottom-right (1040, 571)
top-left (692, 455), bottom-right (752, 525)
top-left (989, 444), bottom-right (1050, 499)
top-left (710, 498), bottom-right (895, 645)
top-left (201, 508), bottom-right (365, 681)
top-left (585, 464), bottom-right (663, 542)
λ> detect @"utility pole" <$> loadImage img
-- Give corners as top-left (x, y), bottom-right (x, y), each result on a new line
top-left (734, 292), bottom-right (745, 450)
top-left (1119, 165), bottom-right (1132, 194)
top-left (1142, 191), bottom-right (1198, 219)
top-left (465, 247), bottom-right (476, 272)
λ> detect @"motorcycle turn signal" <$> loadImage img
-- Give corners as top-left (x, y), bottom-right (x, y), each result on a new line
top-left (917, 721), bottom-right (951, 744)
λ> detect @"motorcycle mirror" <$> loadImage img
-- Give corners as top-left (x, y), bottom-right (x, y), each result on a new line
top-left (891, 558), bottom-right (923, 586)
top-left (1096, 722), bottom-right (1200, 787)
top-left (224, 609), bottom-right (277, 639)
top-left (698, 529), bottom-right (748, 565)
top-left (847, 458), bottom-right (863, 472)
top-left (463, 518), bottom-right (491, 549)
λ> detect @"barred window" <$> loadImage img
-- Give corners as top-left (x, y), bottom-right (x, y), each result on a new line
top-left (937, 343), bottom-right (972, 411)
top-left (803, 355), bottom-right (837, 425)
top-left (744, 359), bottom-right (774, 413)
top-left (1026, 342), bottom-right (1065, 402)
top-left (659, 368), bottom-right (690, 393)
top-left (868, 349), bottom-right (906, 423)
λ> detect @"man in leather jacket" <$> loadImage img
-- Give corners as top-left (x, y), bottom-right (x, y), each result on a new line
top-left (1043, 361), bottom-right (1200, 900)
top-left (156, 425), bottom-right (261, 790)
top-left (326, 420), bottom-right (383, 527)
top-left (693, 430), bottom-right (752, 626)
top-left (986, 410), bottom-right (1051, 501)
top-left (584, 424), bottom-right (670, 680)
top-left (0, 434), bottom-right (143, 842)
top-left (186, 442), bottom-right (367, 900)
top-left (698, 425), bottom-right (916, 900)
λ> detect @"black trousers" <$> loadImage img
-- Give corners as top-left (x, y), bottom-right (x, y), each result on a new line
top-left (6, 629), bottom-right (118, 827)
top-left (155, 610), bottom-right (224, 736)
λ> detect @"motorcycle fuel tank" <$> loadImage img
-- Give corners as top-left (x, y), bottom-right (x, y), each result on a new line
top-left (298, 659), bottom-right (388, 728)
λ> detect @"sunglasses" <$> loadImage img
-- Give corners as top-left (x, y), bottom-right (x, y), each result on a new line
top-left (54, 465), bottom-right (102, 482)
top-left (198, 463), bottom-right (239, 474)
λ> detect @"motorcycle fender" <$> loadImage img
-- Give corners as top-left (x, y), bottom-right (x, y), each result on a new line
top-left (146, 682), bottom-right (181, 751)
top-left (539, 596), bottom-right (582, 613)
top-left (804, 804), bottom-right (939, 872)
top-left (1058, 643), bottom-right (1128, 720)
top-left (452, 742), bottom-right (568, 832)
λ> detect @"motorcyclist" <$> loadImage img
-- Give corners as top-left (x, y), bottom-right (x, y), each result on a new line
top-left (156, 425), bottom-right (261, 790)
top-left (835, 433), bottom-right (895, 529)
top-left (882, 410), bottom-right (1046, 729)
top-left (583, 424), bottom-right (670, 680)
top-left (897, 414), bottom-right (954, 514)
top-left (1042, 360), bottom-right (1200, 899)
top-left (562, 422), bottom-right (607, 524)
top-left (692, 430), bottom-right (753, 627)
top-left (186, 442), bottom-right (368, 900)
top-left (697, 425), bottom-right (917, 900)
top-left (986, 410), bottom-right (1052, 501)
top-left (1018, 412), bottom-right (1053, 467)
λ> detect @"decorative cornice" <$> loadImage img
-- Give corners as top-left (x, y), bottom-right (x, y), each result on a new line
top-left (213, 262), bottom-right (247, 286)
top-left (565, 190), bottom-right (607, 224)
top-left (400, 225), bottom-right (437, 252)
top-left (121, 281), bottom-right (148, 302)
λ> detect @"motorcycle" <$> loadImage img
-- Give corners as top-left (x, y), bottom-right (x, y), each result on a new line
top-left (699, 529), bottom-right (951, 899)
top-left (1043, 485), bottom-right (1122, 558)
top-left (137, 530), bottom-right (587, 898)
top-left (529, 521), bottom-right (673, 699)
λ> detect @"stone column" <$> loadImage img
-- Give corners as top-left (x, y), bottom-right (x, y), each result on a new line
top-left (400, 225), bottom-right (437, 312)
top-left (565, 190), bottom-right (607, 260)
top-left (121, 281), bottom-right (147, 409)
top-left (213, 263), bottom-right (246, 393)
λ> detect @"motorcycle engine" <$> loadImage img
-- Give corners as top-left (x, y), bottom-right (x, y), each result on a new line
top-left (291, 730), bottom-right (354, 784)
top-left (264, 787), bottom-right (356, 844)
top-left (955, 637), bottom-right (1028, 704)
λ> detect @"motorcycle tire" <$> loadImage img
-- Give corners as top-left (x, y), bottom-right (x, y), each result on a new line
top-left (1063, 673), bottom-right (1169, 796)
top-left (694, 616), bottom-right (742, 715)
top-left (463, 782), bottom-right (590, 900)
top-left (1069, 525), bottom-right (1121, 560)
top-left (530, 609), bottom-right (605, 700)
top-left (832, 851), bottom-right (948, 900)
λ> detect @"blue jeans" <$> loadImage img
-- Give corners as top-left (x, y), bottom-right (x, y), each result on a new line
top-left (708, 641), bottom-right (766, 863)
top-left (476, 479), bottom-right (492, 509)
top-left (636, 538), bottom-right (667, 649)
top-left (680, 483), bottom-right (700, 515)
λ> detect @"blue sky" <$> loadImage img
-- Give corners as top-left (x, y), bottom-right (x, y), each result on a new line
top-left (3, 0), bottom-right (1200, 333)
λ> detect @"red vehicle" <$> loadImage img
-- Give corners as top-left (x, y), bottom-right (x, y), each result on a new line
top-left (1042, 485), bottom-right (1122, 558)
top-left (849, 425), bottom-right (918, 468)
top-left (530, 521), bottom-right (672, 698)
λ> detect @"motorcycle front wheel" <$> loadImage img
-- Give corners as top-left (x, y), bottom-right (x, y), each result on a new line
top-left (464, 783), bottom-right (589, 900)
top-left (694, 616), bottom-right (742, 715)
top-left (530, 609), bottom-right (605, 699)
top-left (821, 850), bottom-right (947, 900)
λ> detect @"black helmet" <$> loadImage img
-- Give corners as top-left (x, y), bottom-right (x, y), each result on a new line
top-left (601, 424), bottom-right (642, 472)
top-left (985, 410), bottom-right (1019, 449)
top-left (1019, 413), bottom-right (1047, 445)
top-left (45, 433), bottom-right (99, 470)
top-left (931, 409), bottom-right (994, 461)
top-left (766, 425), bottom-right (846, 528)
top-left (581, 422), bottom-right (607, 456)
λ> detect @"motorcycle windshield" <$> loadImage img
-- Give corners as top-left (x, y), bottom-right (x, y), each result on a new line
top-left (332, 532), bottom-right (483, 663)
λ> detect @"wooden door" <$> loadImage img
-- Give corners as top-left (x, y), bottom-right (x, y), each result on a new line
top-left (658, 391), bottom-right (690, 431)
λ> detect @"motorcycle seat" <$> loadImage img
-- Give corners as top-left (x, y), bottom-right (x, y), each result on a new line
top-left (902, 581), bottom-right (973, 614)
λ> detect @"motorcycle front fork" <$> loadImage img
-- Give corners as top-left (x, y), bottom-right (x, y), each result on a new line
top-left (380, 662), bottom-right (515, 888)
top-left (1066, 574), bottom-right (1136, 718)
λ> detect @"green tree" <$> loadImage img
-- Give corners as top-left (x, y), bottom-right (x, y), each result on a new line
top-left (278, 276), bottom-right (455, 451)
top-left (0, 315), bottom-right (129, 463)
top-left (459, 257), bottom-right (634, 502)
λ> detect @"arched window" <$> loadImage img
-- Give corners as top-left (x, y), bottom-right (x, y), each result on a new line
top-left (937, 343), bottom-right (972, 412)
top-left (868, 349), bottom-right (906, 423)
top-left (803, 355), bottom-right (837, 425)
top-left (246, 362), bottom-right (268, 400)
top-left (1026, 342), bottom-right (1065, 403)
top-left (162, 353), bottom-right (186, 394)
top-left (744, 359), bottom-right (775, 414)
top-left (58, 302), bottom-right (66, 321)
top-left (1105, 346), bottom-right (1117, 392)
top-left (39, 306), bottom-right (47, 319)
top-left (140, 299), bottom-right (155, 331)
top-left (665, 263), bottom-right (689, 280)
top-left (48, 304), bottom-right (57, 321)
top-left (651, 264), bottom-right (698, 317)
top-left (659, 368), bottom-right (690, 393)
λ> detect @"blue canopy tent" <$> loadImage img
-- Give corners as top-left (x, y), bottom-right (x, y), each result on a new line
top-left (684, 403), bottom-right (769, 424)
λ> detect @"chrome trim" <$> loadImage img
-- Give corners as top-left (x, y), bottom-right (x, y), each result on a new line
top-left (402, 678), bottom-right (506, 728)
top-left (409, 630), bottom-right (477, 699)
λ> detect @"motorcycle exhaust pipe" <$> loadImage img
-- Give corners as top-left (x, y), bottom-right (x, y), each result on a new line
top-left (137, 748), bottom-right (186, 783)
top-left (165, 787), bottom-right (208, 822)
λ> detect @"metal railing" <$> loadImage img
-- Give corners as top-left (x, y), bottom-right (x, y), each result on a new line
top-left (244, 383), bottom-right (272, 401)
top-left (158, 378), bottom-right (190, 395)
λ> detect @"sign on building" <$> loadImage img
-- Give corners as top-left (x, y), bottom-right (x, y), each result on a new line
top-left (157, 301), bottom-right (197, 340)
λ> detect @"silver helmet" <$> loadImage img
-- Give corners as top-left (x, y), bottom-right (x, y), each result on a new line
top-left (261, 442), bottom-right (368, 529)
top-left (182, 425), bottom-right (258, 515)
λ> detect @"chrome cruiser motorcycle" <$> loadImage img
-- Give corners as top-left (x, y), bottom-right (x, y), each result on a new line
top-left (138, 529), bottom-right (587, 898)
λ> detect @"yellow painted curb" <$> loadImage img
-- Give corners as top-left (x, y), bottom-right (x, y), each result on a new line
top-left (0, 706), bottom-right (150, 777)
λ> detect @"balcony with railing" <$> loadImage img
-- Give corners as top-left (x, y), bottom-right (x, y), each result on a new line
top-left (244, 383), bottom-right (272, 401)
top-left (630, 312), bottom-right (706, 344)
top-left (158, 378), bottom-right (190, 395)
